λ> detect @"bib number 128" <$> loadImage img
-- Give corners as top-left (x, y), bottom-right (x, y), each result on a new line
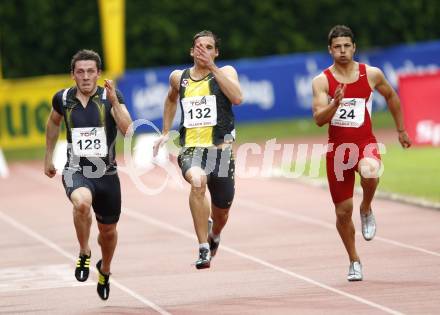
top-left (76, 139), bottom-right (101, 150)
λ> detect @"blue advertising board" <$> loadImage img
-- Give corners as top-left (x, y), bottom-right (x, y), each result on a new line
top-left (117, 40), bottom-right (440, 132)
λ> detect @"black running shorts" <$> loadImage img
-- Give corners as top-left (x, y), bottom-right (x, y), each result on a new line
top-left (62, 170), bottom-right (121, 224)
top-left (178, 147), bottom-right (235, 209)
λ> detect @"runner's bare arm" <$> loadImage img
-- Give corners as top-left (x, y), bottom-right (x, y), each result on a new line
top-left (369, 66), bottom-right (411, 148)
top-left (312, 74), bottom-right (345, 126)
top-left (162, 70), bottom-right (182, 135)
top-left (210, 65), bottom-right (243, 105)
top-left (44, 109), bottom-right (63, 177)
top-left (153, 70), bottom-right (181, 156)
top-left (106, 79), bottom-right (133, 136)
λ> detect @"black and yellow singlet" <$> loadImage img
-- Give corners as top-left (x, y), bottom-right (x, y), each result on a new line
top-left (178, 68), bottom-right (235, 147)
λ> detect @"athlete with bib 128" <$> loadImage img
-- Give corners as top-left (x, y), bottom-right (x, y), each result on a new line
top-left (44, 50), bottom-right (132, 300)
top-left (312, 25), bottom-right (411, 281)
top-left (153, 30), bottom-right (243, 269)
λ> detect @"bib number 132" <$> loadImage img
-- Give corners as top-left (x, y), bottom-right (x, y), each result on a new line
top-left (188, 107), bottom-right (211, 120)
top-left (182, 95), bottom-right (217, 128)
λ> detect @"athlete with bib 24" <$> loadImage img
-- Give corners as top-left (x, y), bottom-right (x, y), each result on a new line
top-left (44, 50), bottom-right (132, 299)
top-left (312, 25), bottom-right (411, 281)
top-left (153, 30), bottom-right (243, 269)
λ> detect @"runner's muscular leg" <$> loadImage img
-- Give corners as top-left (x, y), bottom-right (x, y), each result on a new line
top-left (185, 167), bottom-right (210, 244)
top-left (335, 198), bottom-right (360, 262)
top-left (70, 187), bottom-right (93, 255)
top-left (211, 204), bottom-right (230, 236)
top-left (358, 157), bottom-right (380, 215)
top-left (97, 222), bottom-right (118, 274)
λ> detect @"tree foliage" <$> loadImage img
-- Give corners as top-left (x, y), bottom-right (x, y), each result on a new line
top-left (1, 0), bottom-right (439, 78)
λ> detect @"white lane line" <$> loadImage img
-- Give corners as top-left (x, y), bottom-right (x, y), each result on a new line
top-left (237, 199), bottom-right (440, 257)
top-left (13, 164), bottom-right (429, 313)
top-left (123, 168), bottom-right (440, 258)
top-left (0, 264), bottom-right (93, 292)
top-left (16, 164), bottom-right (440, 258)
top-left (123, 207), bottom-right (404, 315)
top-left (0, 211), bottom-right (171, 315)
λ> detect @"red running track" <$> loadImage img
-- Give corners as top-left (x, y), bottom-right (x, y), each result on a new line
top-left (1, 138), bottom-right (439, 314)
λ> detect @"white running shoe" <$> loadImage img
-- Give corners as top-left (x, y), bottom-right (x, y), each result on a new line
top-left (347, 261), bottom-right (363, 281)
top-left (361, 210), bottom-right (376, 241)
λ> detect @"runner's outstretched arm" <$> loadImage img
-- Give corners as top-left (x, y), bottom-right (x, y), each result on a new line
top-left (44, 109), bottom-right (63, 177)
top-left (153, 70), bottom-right (181, 156)
top-left (369, 67), bottom-right (411, 148)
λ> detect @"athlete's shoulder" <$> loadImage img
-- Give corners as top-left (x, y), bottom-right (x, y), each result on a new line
top-left (312, 72), bottom-right (328, 89)
top-left (217, 65), bottom-right (237, 78)
top-left (53, 89), bottom-right (64, 99)
top-left (220, 65), bottom-right (237, 72)
top-left (52, 88), bottom-right (69, 115)
top-left (312, 71), bottom-right (328, 81)
top-left (52, 87), bottom-right (73, 105)
top-left (53, 87), bottom-right (74, 98)
top-left (365, 64), bottom-right (383, 75)
top-left (169, 69), bottom-right (184, 89)
top-left (170, 69), bottom-right (184, 80)
top-left (365, 64), bottom-right (385, 84)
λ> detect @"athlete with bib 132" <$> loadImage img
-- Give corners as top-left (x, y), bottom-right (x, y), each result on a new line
top-left (153, 30), bottom-right (243, 269)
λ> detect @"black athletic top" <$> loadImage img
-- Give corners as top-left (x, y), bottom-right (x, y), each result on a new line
top-left (52, 86), bottom-right (124, 173)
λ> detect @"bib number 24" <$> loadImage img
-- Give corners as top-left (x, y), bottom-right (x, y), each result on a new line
top-left (339, 108), bottom-right (355, 119)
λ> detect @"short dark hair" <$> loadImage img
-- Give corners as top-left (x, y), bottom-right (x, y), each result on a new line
top-left (328, 25), bottom-right (355, 46)
top-left (70, 49), bottom-right (102, 72)
top-left (192, 30), bottom-right (220, 48)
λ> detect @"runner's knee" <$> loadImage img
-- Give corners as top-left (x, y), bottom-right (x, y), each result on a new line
top-left (335, 202), bottom-right (353, 223)
top-left (190, 184), bottom-right (207, 198)
top-left (187, 167), bottom-right (208, 191)
top-left (74, 201), bottom-right (91, 216)
top-left (71, 187), bottom-right (92, 215)
top-left (98, 223), bottom-right (117, 240)
top-left (72, 197), bottom-right (92, 215)
top-left (358, 157), bottom-right (381, 179)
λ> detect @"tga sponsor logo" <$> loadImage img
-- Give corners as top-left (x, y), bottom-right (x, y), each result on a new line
top-left (416, 120), bottom-right (440, 145)
top-left (190, 96), bottom-right (206, 106)
top-left (341, 99), bottom-right (356, 107)
top-left (80, 128), bottom-right (97, 137)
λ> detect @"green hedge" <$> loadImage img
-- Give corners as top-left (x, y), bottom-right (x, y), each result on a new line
top-left (1, 0), bottom-right (440, 78)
